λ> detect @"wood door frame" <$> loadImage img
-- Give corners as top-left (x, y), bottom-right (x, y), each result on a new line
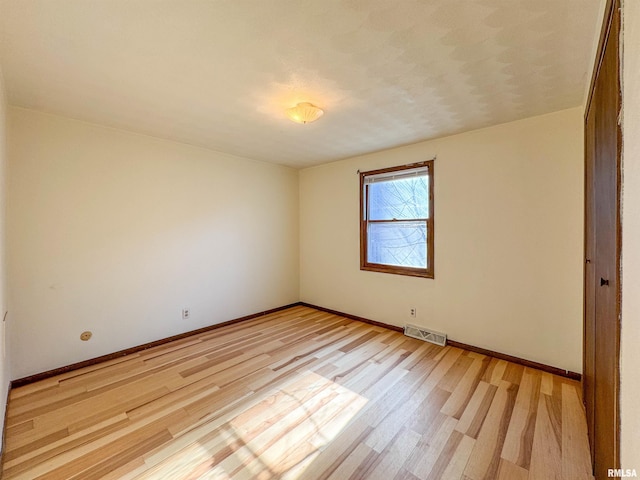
top-left (583, 0), bottom-right (622, 472)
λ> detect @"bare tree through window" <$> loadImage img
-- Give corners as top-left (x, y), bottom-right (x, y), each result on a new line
top-left (360, 161), bottom-right (434, 278)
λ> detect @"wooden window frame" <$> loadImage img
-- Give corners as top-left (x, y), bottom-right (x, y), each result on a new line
top-left (359, 161), bottom-right (434, 278)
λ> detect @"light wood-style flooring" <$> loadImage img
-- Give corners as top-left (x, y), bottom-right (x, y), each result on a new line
top-left (1, 306), bottom-right (593, 479)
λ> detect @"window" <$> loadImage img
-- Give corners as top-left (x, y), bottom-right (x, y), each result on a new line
top-left (360, 161), bottom-right (434, 278)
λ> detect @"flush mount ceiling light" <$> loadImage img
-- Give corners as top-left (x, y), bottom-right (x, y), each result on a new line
top-left (285, 102), bottom-right (324, 124)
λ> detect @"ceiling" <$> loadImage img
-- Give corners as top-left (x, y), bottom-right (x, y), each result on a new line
top-left (0, 0), bottom-right (603, 168)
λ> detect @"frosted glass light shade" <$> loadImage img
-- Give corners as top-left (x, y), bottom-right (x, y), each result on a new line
top-left (286, 102), bottom-right (324, 124)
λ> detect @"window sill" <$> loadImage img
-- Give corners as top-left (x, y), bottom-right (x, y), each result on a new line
top-left (360, 263), bottom-right (434, 279)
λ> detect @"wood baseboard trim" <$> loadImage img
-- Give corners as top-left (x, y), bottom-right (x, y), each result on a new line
top-left (11, 301), bottom-right (581, 387)
top-left (446, 340), bottom-right (581, 381)
top-left (300, 302), bottom-right (581, 381)
top-left (11, 302), bottom-right (303, 388)
top-left (299, 302), bottom-right (404, 333)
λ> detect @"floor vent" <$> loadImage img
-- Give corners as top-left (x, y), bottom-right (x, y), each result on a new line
top-left (404, 324), bottom-right (447, 347)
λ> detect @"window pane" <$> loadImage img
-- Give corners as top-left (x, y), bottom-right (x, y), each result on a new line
top-left (368, 176), bottom-right (428, 220)
top-left (367, 221), bottom-right (427, 268)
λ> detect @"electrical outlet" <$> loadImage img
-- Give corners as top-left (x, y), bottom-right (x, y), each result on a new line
top-left (410, 308), bottom-right (416, 318)
top-left (182, 308), bottom-right (190, 320)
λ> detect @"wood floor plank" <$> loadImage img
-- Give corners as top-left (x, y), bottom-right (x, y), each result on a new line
top-left (320, 442), bottom-right (371, 480)
top-left (440, 355), bottom-right (490, 419)
top-left (2, 414), bottom-right (129, 477)
top-left (364, 378), bottom-right (451, 454)
top-left (500, 367), bottom-right (541, 468)
top-left (1, 306), bottom-right (593, 479)
top-left (561, 382), bottom-right (594, 480)
top-left (496, 458), bottom-right (529, 480)
top-left (406, 416), bottom-right (458, 479)
top-left (405, 388), bottom-right (450, 437)
top-left (360, 427), bottom-right (421, 480)
top-left (462, 380), bottom-right (518, 480)
top-left (455, 381), bottom-right (497, 438)
top-left (482, 358), bottom-right (508, 386)
top-left (541, 372), bottom-right (554, 395)
top-left (438, 434), bottom-right (475, 480)
top-left (438, 354), bottom-right (474, 393)
top-left (528, 385), bottom-right (563, 480)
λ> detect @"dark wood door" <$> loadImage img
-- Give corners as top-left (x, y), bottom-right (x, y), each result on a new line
top-left (584, 1), bottom-right (621, 477)
top-left (584, 91), bottom-right (596, 465)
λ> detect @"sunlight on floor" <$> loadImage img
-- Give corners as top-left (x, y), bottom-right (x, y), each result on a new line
top-left (230, 371), bottom-right (368, 479)
top-left (137, 370), bottom-right (368, 479)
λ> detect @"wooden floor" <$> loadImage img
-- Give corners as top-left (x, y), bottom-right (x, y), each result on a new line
top-left (1, 306), bottom-right (593, 479)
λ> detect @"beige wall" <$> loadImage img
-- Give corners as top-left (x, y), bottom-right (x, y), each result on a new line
top-left (621, 0), bottom-right (640, 467)
top-left (300, 107), bottom-right (584, 373)
top-left (7, 107), bottom-right (299, 379)
top-left (0, 66), bottom-right (9, 448)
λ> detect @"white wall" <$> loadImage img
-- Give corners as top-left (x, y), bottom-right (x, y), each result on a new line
top-left (621, 0), bottom-right (640, 467)
top-left (0, 65), bottom-right (10, 449)
top-left (300, 107), bottom-right (584, 373)
top-left (7, 107), bottom-right (299, 379)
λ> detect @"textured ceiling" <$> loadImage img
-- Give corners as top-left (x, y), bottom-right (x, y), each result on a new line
top-left (0, 0), bottom-right (603, 168)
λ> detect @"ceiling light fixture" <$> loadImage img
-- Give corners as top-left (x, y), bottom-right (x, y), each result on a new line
top-left (286, 102), bottom-right (324, 124)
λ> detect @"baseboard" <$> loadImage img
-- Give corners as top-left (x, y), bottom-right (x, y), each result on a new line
top-left (299, 302), bottom-right (581, 381)
top-left (10, 300), bottom-right (581, 387)
top-left (299, 302), bottom-right (404, 333)
top-left (11, 302), bottom-right (303, 388)
top-left (446, 340), bottom-right (581, 380)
